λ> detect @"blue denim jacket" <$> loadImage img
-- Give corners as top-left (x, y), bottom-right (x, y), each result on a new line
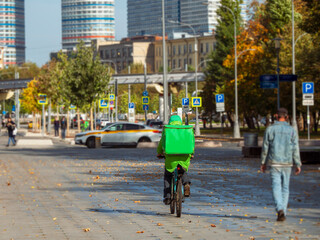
top-left (261, 121), bottom-right (301, 167)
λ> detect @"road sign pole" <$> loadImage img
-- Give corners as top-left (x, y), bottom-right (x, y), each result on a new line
top-left (277, 48), bottom-right (280, 110)
top-left (144, 63), bottom-right (147, 121)
top-left (307, 105), bottom-right (310, 141)
top-left (42, 104), bottom-right (45, 136)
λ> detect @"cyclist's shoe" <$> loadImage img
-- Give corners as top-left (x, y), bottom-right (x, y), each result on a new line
top-left (184, 184), bottom-right (190, 197)
top-left (277, 210), bottom-right (286, 222)
top-left (163, 197), bottom-right (171, 205)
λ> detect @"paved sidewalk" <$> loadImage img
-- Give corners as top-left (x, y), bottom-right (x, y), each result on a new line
top-left (0, 136), bottom-right (319, 240)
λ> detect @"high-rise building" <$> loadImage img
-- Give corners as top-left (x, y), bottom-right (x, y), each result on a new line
top-left (61, 0), bottom-right (115, 50)
top-left (127, 0), bottom-right (250, 37)
top-left (0, 0), bottom-right (25, 68)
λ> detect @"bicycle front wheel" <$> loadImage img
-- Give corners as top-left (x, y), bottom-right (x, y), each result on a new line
top-left (176, 178), bottom-right (182, 217)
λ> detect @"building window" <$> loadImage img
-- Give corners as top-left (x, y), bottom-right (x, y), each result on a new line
top-left (178, 59), bottom-right (181, 68)
top-left (173, 46), bottom-right (176, 56)
top-left (178, 45), bottom-right (181, 55)
top-left (184, 45), bottom-right (187, 55)
top-left (189, 58), bottom-right (192, 65)
top-left (184, 58), bottom-right (187, 68)
top-left (189, 44), bottom-right (192, 53)
top-left (116, 49), bottom-right (121, 57)
top-left (206, 43), bottom-right (209, 53)
top-left (100, 50), bottom-right (104, 59)
top-left (200, 43), bottom-right (204, 53)
top-left (105, 50), bottom-right (109, 58)
top-left (173, 59), bottom-right (176, 69)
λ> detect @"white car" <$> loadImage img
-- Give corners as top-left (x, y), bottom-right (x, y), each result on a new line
top-left (75, 122), bottom-right (162, 148)
top-left (100, 118), bottom-right (110, 127)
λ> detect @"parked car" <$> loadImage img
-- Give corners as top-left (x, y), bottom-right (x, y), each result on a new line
top-left (149, 120), bottom-right (163, 129)
top-left (75, 122), bottom-right (162, 148)
top-left (100, 118), bottom-right (110, 127)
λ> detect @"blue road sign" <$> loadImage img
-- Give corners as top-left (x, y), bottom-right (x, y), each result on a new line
top-left (109, 94), bottom-right (115, 101)
top-left (142, 91), bottom-right (149, 97)
top-left (260, 75), bottom-right (298, 89)
top-left (182, 98), bottom-right (189, 106)
top-left (260, 75), bottom-right (277, 89)
top-left (192, 97), bottom-right (202, 107)
top-left (215, 94), bottom-right (224, 103)
top-left (142, 97), bottom-right (149, 104)
top-left (143, 105), bottom-right (149, 111)
top-left (2, 111), bottom-right (5, 115)
top-left (99, 99), bottom-right (108, 108)
top-left (128, 103), bottom-right (135, 109)
top-left (303, 82), bottom-right (314, 94)
top-left (12, 105), bottom-right (15, 112)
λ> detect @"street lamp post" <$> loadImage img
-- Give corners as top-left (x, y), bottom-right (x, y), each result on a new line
top-left (202, 2), bottom-right (240, 138)
top-left (274, 38), bottom-right (282, 110)
top-left (168, 20), bottom-right (200, 135)
top-left (162, 0), bottom-right (169, 124)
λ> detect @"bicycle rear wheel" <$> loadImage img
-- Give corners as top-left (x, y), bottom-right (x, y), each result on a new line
top-left (170, 178), bottom-right (175, 214)
top-left (176, 178), bottom-right (182, 217)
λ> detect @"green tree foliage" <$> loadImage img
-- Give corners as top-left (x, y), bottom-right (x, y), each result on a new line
top-left (202, 0), bottom-right (243, 123)
top-left (59, 42), bottom-right (110, 110)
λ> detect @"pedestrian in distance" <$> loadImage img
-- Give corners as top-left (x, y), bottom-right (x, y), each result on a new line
top-left (260, 108), bottom-right (302, 222)
top-left (6, 117), bottom-right (16, 147)
top-left (60, 117), bottom-right (67, 139)
top-left (157, 115), bottom-right (194, 205)
top-left (54, 117), bottom-right (60, 137)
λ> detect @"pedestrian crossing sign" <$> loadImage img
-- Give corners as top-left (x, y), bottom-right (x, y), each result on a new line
top-left (38, 93), bottom-right (48, 105)
top-left (109, 94), bottom-right (115, 101)
top-left (142, 97), bottom-right (149, 105)
top-left (192, 97), bottom-right (202, 107)
top-left (69, 105), bottom-right (77, 110)
top-left (99, 99), bottom-right (109, 108)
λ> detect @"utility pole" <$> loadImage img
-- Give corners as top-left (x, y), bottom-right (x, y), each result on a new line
top-left (162, 0), bottom-right (169, 124)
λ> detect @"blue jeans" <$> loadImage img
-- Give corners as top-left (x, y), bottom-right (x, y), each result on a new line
top-left (270, 167), bottom-right (292, 214)
top-left (7, 136), bottom-right (15, 146)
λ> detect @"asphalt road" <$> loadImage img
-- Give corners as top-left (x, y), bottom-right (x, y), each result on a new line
top-left (0, 135), bottom-right (319, 240)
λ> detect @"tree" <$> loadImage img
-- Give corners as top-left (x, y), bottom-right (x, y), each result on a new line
top-left (60, 41), bottom-right (111, 131)
top-left (202, 0), bottom-right (243, 127)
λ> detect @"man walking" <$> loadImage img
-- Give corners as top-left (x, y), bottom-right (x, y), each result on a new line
top-left (54, 117), bottom-right (60, 137)
top-left (6, 117), bottom-right (16, 147)
top-left (260, 108), bottom-right (302, 222)
top-left (60, 117), bottom-right (67, 139)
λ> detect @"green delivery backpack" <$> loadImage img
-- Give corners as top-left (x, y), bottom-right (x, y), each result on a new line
top-left (162, 125), bottom-right (195, 154)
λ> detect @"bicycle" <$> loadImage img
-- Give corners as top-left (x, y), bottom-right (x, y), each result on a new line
top-left (170, 164), bottom-right (185, 217)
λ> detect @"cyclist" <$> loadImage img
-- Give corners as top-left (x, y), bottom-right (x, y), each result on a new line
top-left (157, 115), bottom-right (194, 205)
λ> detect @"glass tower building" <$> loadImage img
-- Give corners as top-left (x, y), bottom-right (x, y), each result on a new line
top-left (128, 0), bottom-right (250, 37)
top-left (62, 0), bottom-right (115, 50)
top-left (0, 0), bottom-right (25, 67)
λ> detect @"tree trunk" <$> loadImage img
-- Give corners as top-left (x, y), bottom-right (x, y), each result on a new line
top-left (226, 112), bottom-right (234, 128)
top-left (209, 112), bottom-right (213, 129)
top-left (90, 107), bottom-right (94, 131)
top-left (48, 99), bottom-right (51, 135)
top-left (313, 111), bottom-right (318, 133)
top-left (39, 111), bottom-right (41, 133)
top-left (67, 110), bottom-right (70, 137)
top-left (77, 109), bottom-right (81, 133)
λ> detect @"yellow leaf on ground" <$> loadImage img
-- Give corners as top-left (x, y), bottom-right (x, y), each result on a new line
top-left (136, 231), bottom-right (144, 233)
top-left (210, 224), bottom-right (216, 227)
top-left (83, 228), bottom-right (90, 232)
top-left (157, 223), bottom-right (163, 226)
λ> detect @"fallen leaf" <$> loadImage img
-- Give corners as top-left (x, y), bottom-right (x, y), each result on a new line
top-left (136, 231), bottom-right (144, 233)
top-left (210, 224), bottom-right (216, 227)
top-left (226, 229), bottom-right (230, 232)
top-left (53, 217), bottom-right (57, 221)
top-left (89, 195), bottom-right (92, 197)
top-left (7, 182), bottom-right (11, 186)
top-left (95, 176), bottom-right (100, 179)
top-left (29, 172), bottom-right (34, 175)
top-left (57, 183), bottom-right (62, 187)
top-left (157, 223), bottom-right (163, 226)
top-left (134, 201), bottom-right (140, 203)
top-left (115, 199), bottom-right (119, 202)
top-left (83, 228), bottom-right (90, 232)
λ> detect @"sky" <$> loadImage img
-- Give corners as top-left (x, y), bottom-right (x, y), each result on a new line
top-left (25, 0), bottom-right (128, 66)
